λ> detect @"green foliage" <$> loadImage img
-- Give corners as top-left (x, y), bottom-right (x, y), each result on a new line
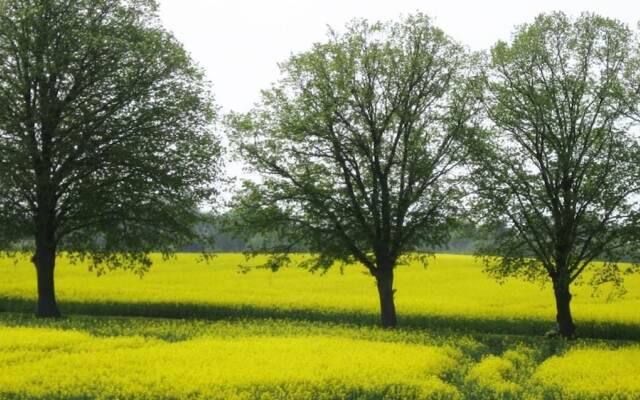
top-left (0, 0), bottom-right (222, 271)
top-left (226, 14), bottom-right (480, 276)
top-left (469, 12), bottom-right (640, 297)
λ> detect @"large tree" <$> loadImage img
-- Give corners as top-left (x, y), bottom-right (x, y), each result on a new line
top-left (0, 0), bottom-right (221, 317)
top-left (469, 12), bottom-right (640, 338)
top-left (227, 15), bottom-right (479, 328)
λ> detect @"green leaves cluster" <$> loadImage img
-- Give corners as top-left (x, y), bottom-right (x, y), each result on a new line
top-left (227, 14), bottom-right (480, 275)
top-left (227, 11), bottom-right (640, 333)
top-left (0, 0), bottom-right (222, 273)
top-left (471, 12), bottom-right (640, 288)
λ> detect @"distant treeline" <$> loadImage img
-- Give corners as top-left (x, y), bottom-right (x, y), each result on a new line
top-left (187, 215), bottom-right (483, 254)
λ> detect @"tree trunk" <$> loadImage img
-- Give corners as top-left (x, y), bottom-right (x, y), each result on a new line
top-left (375, 268), bottom-right (397, 328)
top-left (34, 237), bottom-right (60, 318)
top-left (553, 279), bottom-right (575, 339)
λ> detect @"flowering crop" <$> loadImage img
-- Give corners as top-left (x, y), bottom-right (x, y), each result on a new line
top-left (0, 326), bottom-right (460, 400)
top-left (0, 253), bottom-right (639, 399)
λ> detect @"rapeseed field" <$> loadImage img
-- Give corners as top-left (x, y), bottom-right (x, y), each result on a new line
top-left (1, 253), bottom-right (639, 399)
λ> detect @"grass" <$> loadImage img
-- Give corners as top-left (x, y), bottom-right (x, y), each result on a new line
top-left (0, 253), bottom-right (639, 399)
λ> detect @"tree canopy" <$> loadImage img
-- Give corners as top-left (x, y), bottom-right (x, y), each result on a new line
top-left (469, 12), bottom-right (640, 338)
top-left (0, 0), bottom-right (222, 316)
top-left (227, 14), bottom-right (480, 327)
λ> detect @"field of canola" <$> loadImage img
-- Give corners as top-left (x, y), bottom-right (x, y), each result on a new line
top-left (1, 253), bottom-right (639, 399)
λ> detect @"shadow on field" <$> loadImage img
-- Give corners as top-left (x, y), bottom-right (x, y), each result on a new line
top-left (1, 295), bottom-right (639, 341)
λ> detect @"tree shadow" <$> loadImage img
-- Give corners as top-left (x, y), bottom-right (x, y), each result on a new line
top-left (1, 295), bottom-right (638, 341)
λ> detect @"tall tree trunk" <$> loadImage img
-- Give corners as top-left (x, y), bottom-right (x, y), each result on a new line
top-left (553, 278), bottom-right (575, 339)
top-left (34, 235), bottom-right (60, 318)
top-left (375, 268), bottom-right (397, 328)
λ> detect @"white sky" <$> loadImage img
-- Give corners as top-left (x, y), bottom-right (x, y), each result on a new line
top-left (158, 0), bottom-right (640, 114)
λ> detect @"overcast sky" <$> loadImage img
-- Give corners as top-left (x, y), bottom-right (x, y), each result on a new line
top-left (157, 0), bottom-right (640, 114)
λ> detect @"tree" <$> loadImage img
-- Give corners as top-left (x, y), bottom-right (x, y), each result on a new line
top-left (226, 15), bottom-right (479, 328)
top-left (0, 0), bottom-right (221, 317)
top-left (469, 12), bottom-right (640, 338)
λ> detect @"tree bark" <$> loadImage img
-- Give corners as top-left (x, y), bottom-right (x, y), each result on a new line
top-left (34, 236), bottom-right (60, 318)
top-left (375, 268), bottom-right (397, 328)
top-left (553, 278), bottom-right (575, 339)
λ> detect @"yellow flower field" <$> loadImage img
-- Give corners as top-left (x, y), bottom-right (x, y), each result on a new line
top-left (535, 346), bottom-right (640, 399)
top-left (1, 253), bottom-right (639, 399)
top-left (2, 253), bottom-right (639, 327)
top-left (0, 327), bottom-right (460, 399)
